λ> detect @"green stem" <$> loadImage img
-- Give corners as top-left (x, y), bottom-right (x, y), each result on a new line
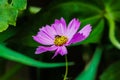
top-left (105, 6), bottom-right (120, 49)
top-left (63, 55), bottom-right (68, 80)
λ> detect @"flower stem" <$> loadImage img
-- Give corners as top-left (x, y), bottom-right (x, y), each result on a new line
top-left (63, 55), bottom-right (68, 80)
top-left (105, 6), bottom-right (120, 49)
top-left (107, 16), bottom-right (120, 49)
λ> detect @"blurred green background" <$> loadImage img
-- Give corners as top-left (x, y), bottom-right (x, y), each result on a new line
top-left (0, 0), bottom-right (120, 80)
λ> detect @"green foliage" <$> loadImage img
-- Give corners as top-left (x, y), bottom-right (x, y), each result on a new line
top-left (76, 47), bottom-right (102, 80)
top-left (100, 61), bottom-right (120, 80)
top-left (0, 27), bottom-right (16, 42)
top-left (0, 0), bottom-right (26, 32)
top-left (0, 44), bottom-right (73, 68)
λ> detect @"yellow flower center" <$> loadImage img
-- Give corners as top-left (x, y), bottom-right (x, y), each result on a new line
top-left (54, 35), bottom-right (68, 46)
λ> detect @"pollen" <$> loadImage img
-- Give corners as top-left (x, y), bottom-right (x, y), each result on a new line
top-left (54, 35), bottom-right (68, 46)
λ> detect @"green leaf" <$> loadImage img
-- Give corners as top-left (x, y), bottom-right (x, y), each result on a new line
top-left (29, 6), bottom-right (41, 14)
top-left (0, 7), bottom-right (18, 25)
top-left (100, 61), bottom-right (120, 80)
top-left (55, 1), bottom-right (101, 14)
top-left (11, 0), bottom-right (27, 10)
top-left (0, 0), bottom-right (7, 5)
top-left (0, 21), bottom-right (8, 32)
top-left (0, 0), bottom-right (27, 32)
top-left (48, 1), bottom-right (101, 19)
top-left (106, 0), bottom-right (120, 11)
top-left (0, 27), bottom-right (16, 42)
top-left (80, 15), bottom-right (101, 27)
top-left (35, 1), bottom-right (101, 25)
top-left (103, 0), bottom-right (120, 22)
top-left (0, 44), bottom-right (73, 68)
top-left (75, 47), bottom-right (102, 80)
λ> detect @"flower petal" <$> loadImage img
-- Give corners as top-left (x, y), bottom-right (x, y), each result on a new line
top-left (60, 17), bottom-right (67, 27)
top-left (40, 25), bottom-right (57, 39)
top-left (79, 24), bottom-right (92, 38)
top-left (68, 33), bottom-right (85, 45)
top-left (39, 30), bottom-right (54, 41)
top-left (66, 18), bottom-right (80, 42)
top-left (33, 27), bottom-right (55, 45)
top-left (67, 24), bottom-right (92, 45)
top-left (59, 46), bottom-right (67, 56)
top-left (33, 34), bottom-right (54, 45)
top-left (35, 45), bottom-right (57, 54)
top-left (52, 46), bottom-right (67, 59)
top-left (52, 18), bottom-right (67, 35)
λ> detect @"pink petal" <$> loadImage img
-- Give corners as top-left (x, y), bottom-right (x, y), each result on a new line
top-left (68, 33), bottom-right (85, 45)
top-left (67, 24), bottom-right (92, 45)
top-left (33, 34), bottom-right (54, 45)
top-left (35, 45), bottom-right (57, 54)
top-left (33, 27), bottom-right (55, 45)
top-left (38, 30), bottom-right (54, 41)
top-left (52, 18), bottom-right (67, 35)
top-left (59, 46), bottom-right (67, 56)
top-left (40, 25), bottom-right (57, 39)
top-left (60, 17), bottom-right (67, 27)
top-left (52, 46), bottom-right (67, 59)
top-left (66, 18), bottom-right (80, 42)
top-left (52, 48), bottom-right (59, 59)
top-left (79, 24), bottom-right (92, 38)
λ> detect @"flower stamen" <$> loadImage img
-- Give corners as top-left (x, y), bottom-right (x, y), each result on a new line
top-left (54, 35), bottom-right (68, 46)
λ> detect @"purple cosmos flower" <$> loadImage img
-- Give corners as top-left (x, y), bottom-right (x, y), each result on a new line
top-left (33, 18), bottom-right (92, 59)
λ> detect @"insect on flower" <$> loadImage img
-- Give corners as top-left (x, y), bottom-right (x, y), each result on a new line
top-left (33, 17), bottom-right (92, 59)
